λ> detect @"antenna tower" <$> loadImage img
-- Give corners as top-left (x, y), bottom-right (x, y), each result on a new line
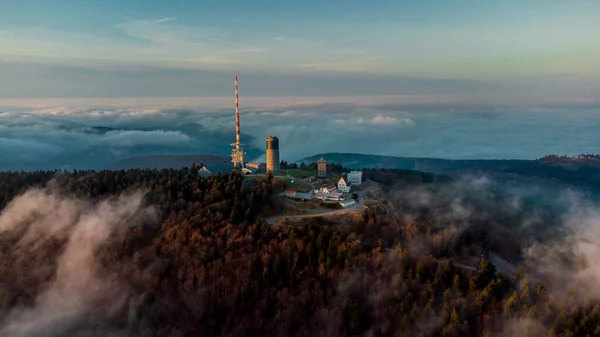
top-left (231, 76), bottom-right (246, 168)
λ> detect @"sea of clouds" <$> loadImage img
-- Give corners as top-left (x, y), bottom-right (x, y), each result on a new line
top-left (1, 99), bottom-right (600, 171)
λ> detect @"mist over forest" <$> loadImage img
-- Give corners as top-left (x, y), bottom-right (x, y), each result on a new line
top-left (1, 165), bottom-right (600, 336)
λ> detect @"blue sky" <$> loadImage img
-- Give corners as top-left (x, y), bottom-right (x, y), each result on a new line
top-left (0, 0), bottom-right (599, 99)
top-left (1, 1), bottom-right (600, 165)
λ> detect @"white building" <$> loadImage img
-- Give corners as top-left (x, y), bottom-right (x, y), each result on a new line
top-left (314, 191), bottom-right (344, 201)
top-left (246, 162), bottom-right (265, 173)
top-left (198, 166), bottom-right (211, 176)
top-left (347, 171), bottom-right (363, 185)
top-left (294, 190), bottom-right (314, 200)
top-left (284, 190), bottom-right (297, 198)
top-left (327, 192), bottom-right (344, 201)
top-left (318, 158), bottom-right (327, 178)
top-left (321, 184), bottom-right (337, 194)
top-left (339, 200), bottom-right (356, 208)
top-left (337, 177), bottom-right (351, 193)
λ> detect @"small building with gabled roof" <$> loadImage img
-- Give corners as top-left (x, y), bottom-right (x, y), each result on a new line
top-left (338, 176), bottom-right (351, 193)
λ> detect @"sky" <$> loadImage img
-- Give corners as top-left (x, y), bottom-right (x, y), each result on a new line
top-left (0, 0), bottom-right (600, 168)
top-left (0, 0), bottom-right (599, 99)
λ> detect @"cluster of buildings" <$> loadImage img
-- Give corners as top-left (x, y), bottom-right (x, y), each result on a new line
top-left (312, 169), bottom-right (362, 201)
top-left (284, 158), bottom-right (363, 208)
top-left (227, 76), bottom-right (362, 209)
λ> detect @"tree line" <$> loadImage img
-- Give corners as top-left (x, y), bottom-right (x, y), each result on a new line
top-left (0, 168), bottom-right (599, 336)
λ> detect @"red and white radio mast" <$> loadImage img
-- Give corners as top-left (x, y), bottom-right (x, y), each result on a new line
top-left (230, 76), bottom-right (246, 168)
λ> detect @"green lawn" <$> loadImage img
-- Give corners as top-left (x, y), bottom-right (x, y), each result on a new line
top-left (284, 179), bottom-right (312, 192)
top-left (283, 169), bottom-right (314, 179)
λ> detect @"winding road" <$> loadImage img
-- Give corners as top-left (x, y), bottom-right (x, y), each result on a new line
top-left (489, 252), bottom-right (541, 283)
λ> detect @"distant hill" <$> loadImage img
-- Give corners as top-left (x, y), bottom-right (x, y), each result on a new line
top-left (107, 154), bottom-right (231, 173)
top-left (297, 153), bottom-right (529, 173)
top-left (298, 153), bottom-right (600, 193)
top-left (5, 121), bottom-right (263, 172)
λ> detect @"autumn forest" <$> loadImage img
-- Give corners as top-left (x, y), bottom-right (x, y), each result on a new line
top-left (0, 167), bottom-right (599, 337)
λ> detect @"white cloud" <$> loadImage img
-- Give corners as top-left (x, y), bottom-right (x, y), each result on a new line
top-left (0, 96), bottom-right (461, 111)
top-left (297, 62), bottom-right (367, 73)
top-left (189, 56), bottom-right (236, 64)
top-left (332, 119), bottom-right (348, 125)
top-left (0, 22), bottom-right (269, 70)
top-left (29, 107), bottom-right (165, 117)
top-left (155, 17), bottom-right (178, 23)
top-left (0, 21), bottom-right (388, 74)
top-left (326, 48), bottom-right (365, 55)
top-left (100, 130), bottom-right (191, 147)
top-left (1, 5), bottom-right (600, 79)
top-left (370, 115), bottom-right (415, 126)
top-left (2, 102), bottom-right (600, 170)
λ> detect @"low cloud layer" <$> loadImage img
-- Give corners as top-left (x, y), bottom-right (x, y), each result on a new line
top-left (521, 191), bottom-right (600, 299)
top-left (307, 173), bottom-right (600, 335)
top-left (1, 101), bottom-right (600, 170)
top-left (0, 187), bottom-right (156, 337)
top-left (386, 172), bottom-right (600, 302)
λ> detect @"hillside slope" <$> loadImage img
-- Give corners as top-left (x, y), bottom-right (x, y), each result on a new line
top-left (1, 169), bottom-right (599, 336)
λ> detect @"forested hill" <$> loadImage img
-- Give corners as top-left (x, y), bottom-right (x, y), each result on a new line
top-left (298, 153), bottom-right (600, 190)
top-left (0, 169), bottom-right (599, 336)
top-left (297, 153), bottom-right (529, 172)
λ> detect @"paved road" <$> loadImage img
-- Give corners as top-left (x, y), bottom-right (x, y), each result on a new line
top-left (489, 252), bottom-right (541, 283)
top-left (453, 263), bottom-right (478, 271)
top-left (489, 253), bottom-right (517, 276)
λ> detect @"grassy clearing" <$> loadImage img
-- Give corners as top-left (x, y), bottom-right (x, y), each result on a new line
top-left (285, 179), bottom-right (312, 192)
top-left (283, 169), bottom-right (314, 179)
top-left (272, 177), bottom-right (312, 192)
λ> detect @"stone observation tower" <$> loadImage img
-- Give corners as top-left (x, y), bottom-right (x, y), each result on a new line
top-left (318, 157), bottom-right (327, 178)
top-left (266, 135), bottom-right (280, 175)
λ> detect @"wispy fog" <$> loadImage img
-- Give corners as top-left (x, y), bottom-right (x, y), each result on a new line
top-left (0, 188), bottom-right (156, 337)
top-left (1, 101), bottom-right (600, 170)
